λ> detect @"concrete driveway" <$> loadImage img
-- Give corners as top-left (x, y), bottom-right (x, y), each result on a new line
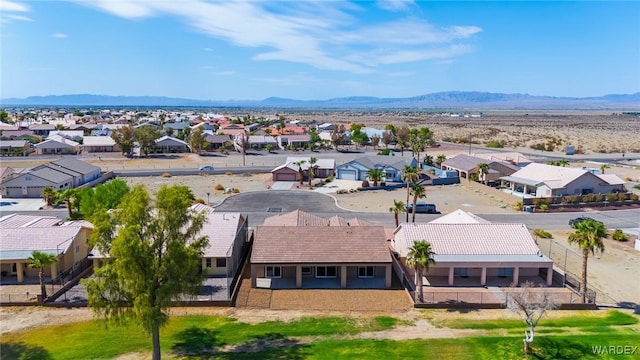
top-left (214, 190), bottom-right (344, 213)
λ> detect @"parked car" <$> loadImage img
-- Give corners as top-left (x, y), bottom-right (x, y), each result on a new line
top-left (569, 216), bottom-right (595, 228)
top-left (198, 165), bottom-right (214, 171)
top-left (406, 202), bottom-right (437, 214)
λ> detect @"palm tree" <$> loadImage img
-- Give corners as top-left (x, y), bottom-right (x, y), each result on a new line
top-left (389, 200), bottom-right (405, 227)
top-left (410, 183), bottom-right (426, 222)
top-left (42, 186), bottom-right (57, 207)
top-left (477, 163), bottom-right (490, 185)
top-left (402, 166), bottom-right (419, 222)
top-left (406, 240), bottom-right (436, 303)
top-left (28, 250), bottom-right (58, 301)
top-left (56, 188), bottom-right (77, 218)
top-left (308, 157), bottom-right (318, 186)
top-left (599, 164), bottom-right (610, 174)
top-left (293, 160), bottom-right (306, 185)
top-left (367, 168), bottom-right (384, 186)
top-left (558, 159), bottom-right (570, 167)
top-left (435, 154), bottom-right (447, 168)
top-left (568, 218), bottom-right (607, 303)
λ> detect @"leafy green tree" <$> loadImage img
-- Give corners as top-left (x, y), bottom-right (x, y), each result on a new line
top-left (111, 126), bottom-right (136, 156)
top-left (187, 126), bottom-right (206, 154)
top-left (568, 218), bottom-right (607, 303)
top-left (80, 179), bottom-right (130, 219)
top-left (265, 143), bottom-right (273, 153)
top-left (396, 126), bottom-right (410, 155)
top-left (164, 126), bottom-right (174, 137)
top-left (410, 183), bottom-right (426, 222)
top-left (402, 166), bottom-right (419, 222)
top-left (29, 250), bottom-right (58, 301)
top-left (367, 168), bottom-right (384, 186)
top-left (85, 185), bottom-right (208, 360)
top-left (309, 128), bottom-right (321, 147)
top-left (0, 109), bottom-right (10, 123)
top-left (389, 200), bottom-right (405, 227)
top-left (406, 240), bottom-right (436, 303)
top-left (135, 126), bottom-right (162, 156)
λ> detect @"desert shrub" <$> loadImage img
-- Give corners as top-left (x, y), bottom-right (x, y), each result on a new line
top-left (632, 194), bottom-right (640, 201)
top-left (377, 149), bottom-right (391, 156)
top-left (232, 188), bottom-right (240, 193)
top-left (361, 180), bottom-right (370, 188)
top-left (616, 193), bottom-right (628, 202)
top-left (567, 195), bottom-right (579, 204)
top-left (582, 194), bottom-right (596, 203)
top-left (325, 175), bottom-right (333, 183)
top-left (225, 171), bottom-right (233, 176)
top-left (486, 140), bottom-right (503, 148)
top-left (533, 228), bottom-right (553, 239)
top-left (633, 184), bottom-right (640, 190)
top-left (594, 194), bottom-right (605, 202)
top-left (611, 229), bottom-right (629, 242)
top-left (530, 143), bottom-right (546, 151)
top-left (539, 204), bottom-right (549, 212)
top-left (625, 177), bottom-right (633, 181)
top-left (194, 198), bottom-right (205, 204)
top-left (161, 172), bottom-right (172, 178)
top-left (514, 201), bottom-right (523, 211)
top-left (214, 184), bottom-right (225, 191)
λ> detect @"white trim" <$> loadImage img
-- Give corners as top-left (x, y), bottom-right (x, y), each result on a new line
top-left (315, 266), bottom-right (337, 278)
top-left (265, 266), bottom-right (282, 278)
top-left (358, 266), bottom-right (375, 278)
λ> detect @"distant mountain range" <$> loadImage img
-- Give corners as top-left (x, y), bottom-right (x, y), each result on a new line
top-left (2, 91), bottom-right (639, 109)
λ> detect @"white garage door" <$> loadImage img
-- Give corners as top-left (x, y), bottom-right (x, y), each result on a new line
top-left (339, 170), bottom-right (357, 180)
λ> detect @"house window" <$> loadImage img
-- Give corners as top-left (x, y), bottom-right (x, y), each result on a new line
top-left (216, 258), bottom-right (226, 268)
top-left (265, 266), bottom-right (281, 278)
top-left (25, 176), bottom-right (31, 181)
top-left (498, 268), bottom-right (513, 277)
top-left (205, 258), bottom-right (212, 268)
top-left (454, 268), bottom-right (468, 277)
top-left (358, 266), bottom-right (375, 278)
top-left (301, 267), bottom-right (312, 275)
top-left (316, 266), bottom-right (337, 278)
top-left (75, 245), bottom-right (80, 253)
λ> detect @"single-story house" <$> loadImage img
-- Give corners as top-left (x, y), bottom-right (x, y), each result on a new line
top-left (0, 214), bottom-right (93, 283)
top-left (241, 135), bottom-right (278, 150)
top-left (1, 158), bottom-right (101, 197)
top-left (154, 136), bottom-right (190, 153)
top-left (0, 140), bottom-right (30, 156)
top-left (34, 135), bottom-right (80, 155)
top-left (163, 122), bottom-right (191, 132)
top-left (391, 210), bottom-right (554, 287)
top-left (500, 163), bottom-right (626, 197)
top-left (271, 157), bottom-right (336, 182)
top-left (278, 134), bottom-right (311, 149)
top-left (441, 154), bottom-right (519, 183)
top-left (29, 124), bottom-right (56, 137)
top-left (250, 226), bottom-right (393, 289)
top-left (47, 130), bottom-right (84, 141)
top-left (0, 167), bottom-right (15, 183)
top-left (0, 129), bottom-right (37, 140)
top-left (262, 209), bottom-right (370, 227)
top-left (81, 136), bottom-right (120, 153)
top-left (204, 134), bottom-right (232, 149)
top-left (472, 152), bottom-right (533, 167)
top-left (336, 156), bottom-right (418, 181)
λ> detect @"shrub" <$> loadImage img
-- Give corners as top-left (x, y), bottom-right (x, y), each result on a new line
top-left (377, 149), bottom-right (391, 156)
top-left (533, 228), bottom-right (553, 239)
top-left (594, 194), bottom-right (605, 202)
top-left (232, 188), bottom-right (240, 193)
top-left (325, 175), bottom-right (333, 183)
top-left (633, 184), bottom-right (640, 190)
top-left (161, 172), bottom-right (172, 178)
top-left (194, 198), bottom-right (205, 204)
top-left (486, 140), bottom-right (503, 148)
top-left (611, 229), bottom-right (629, 242)
top-left (214, 184), bottom-right (225, 191)
top-left (625, 177), bottom-right (633, 181)
top-left (225, 171), bottom-right (233, 176)
top-left (616, 193), bottom-right (628, 202)
top-left (582, 194), bottom-right (596, 203)
top-left (514, 201), bottom-right (523, 211)
top-left (361, 180), bottom-right (370, 188)
top-left (632, 194), bottom-right (639, 201)
top-left (539, 204), bottom-right (549, 212)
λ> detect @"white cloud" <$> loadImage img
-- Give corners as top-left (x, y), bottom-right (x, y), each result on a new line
top-left (376, 0), bottom-right (415, 12)
top-left (51, 33), bottom-right (68, 38)
top-left (213, 70), bottom-right (235, 76)
top-left (203, 47), bottom-right (213, 52)
top-left (77, 0), bottom-right (481, 73)
top-left (0, 0), bottom-right (30, 12)
top-left (5, 14), bottom-right (32, 21)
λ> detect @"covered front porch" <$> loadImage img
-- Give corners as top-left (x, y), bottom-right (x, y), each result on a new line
top-left (251, 263), bottom-right (393, 289)
top-left (421, 264), bottom-right (553, 287)
top-left (500, 176), bottom-right (542, 197)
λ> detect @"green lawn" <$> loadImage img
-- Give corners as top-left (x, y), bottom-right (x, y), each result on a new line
top-left (1, 311), bottom-right (638, 359)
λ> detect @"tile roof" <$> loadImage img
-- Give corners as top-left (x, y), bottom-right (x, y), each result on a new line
top-left (251, 226), bottom-right (391, 264)
top-left (0, 226), bottom-right (82, 260)
top-left (442, 154), bottom-right (488, 172)
top-left (472, 152), bottom-right (533, 165)
top-left (428, 209), bottom-right (490, 224)
top-left (395, 223), bottom-right (540, 258)
top-left (50, 158), bottom-right (100, 176)
top-left (0, 140), bottom-right (27, 148)
top-left (30, 167), bottom-right (73, 183)
top-left (346, 155), bottom-right (415, 170)
top-left (263, 210), bottom-right (329, 226)
top-left (199, 212), bottom-right (245, 258)
top-left (82, 136), bottom-right (116, 146)
top-left (0, 214), bottom-right (63, 228)
top-left (507, 163), bottom-right (587, 188)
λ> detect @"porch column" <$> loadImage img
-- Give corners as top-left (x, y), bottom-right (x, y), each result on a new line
top-left (480, 267), bottom-right (487, 286)
top-left (385, 264), bottom-right (392, 289)
top-left (250, 265), bottom-right (257, 288)
top-left (340, 265), bottom-right (347, 288)
top-left (16, 262), bottom-right (24, 283)
top-left (296, 265), bottom-right (302, 288)
top-left (546, 266), bottom-right (553, 286)
top-left (513, 267), bottom-right (520, 286)
top-left (50, 262), bottom-right (58, 282)
top-left (448, 267), bottom-right (454, 286)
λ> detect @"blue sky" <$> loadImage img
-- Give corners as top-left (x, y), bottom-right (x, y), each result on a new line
top-left (1, 0), bottom-right (639, 100)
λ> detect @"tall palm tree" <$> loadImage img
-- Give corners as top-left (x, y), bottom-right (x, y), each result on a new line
top-left (436, 154), bottom-right (447, 168)
top-left (293, 160), bottom-right (306, 185)
top-left (477, 163), bottom-right (490, 185)
top-left (308, 157), bottom-right (318, 186)
top-left (568, 218), bottom-right (607, 303)
top-left (406, 240), bottom-right (436, 303)
top-left (389, 200), bottom-right (405, 227)
top-left (28, 250), bottom-right (58, 301)
top-left (56, 188), bottom-right (77, 218)
top-left (42, 186), bottom-right (57, 207)
top-left (402, 166), bottom-right (419, 222)
top-left (367, 168), bottom-right (384, 186)
top-left (411, 183), bottom-right (426, 222)
top-left (599, 164), bottom-right (610, 174)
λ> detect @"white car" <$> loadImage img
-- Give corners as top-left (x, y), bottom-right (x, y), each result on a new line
top-left (198, 165), bottom-right (214, 171)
